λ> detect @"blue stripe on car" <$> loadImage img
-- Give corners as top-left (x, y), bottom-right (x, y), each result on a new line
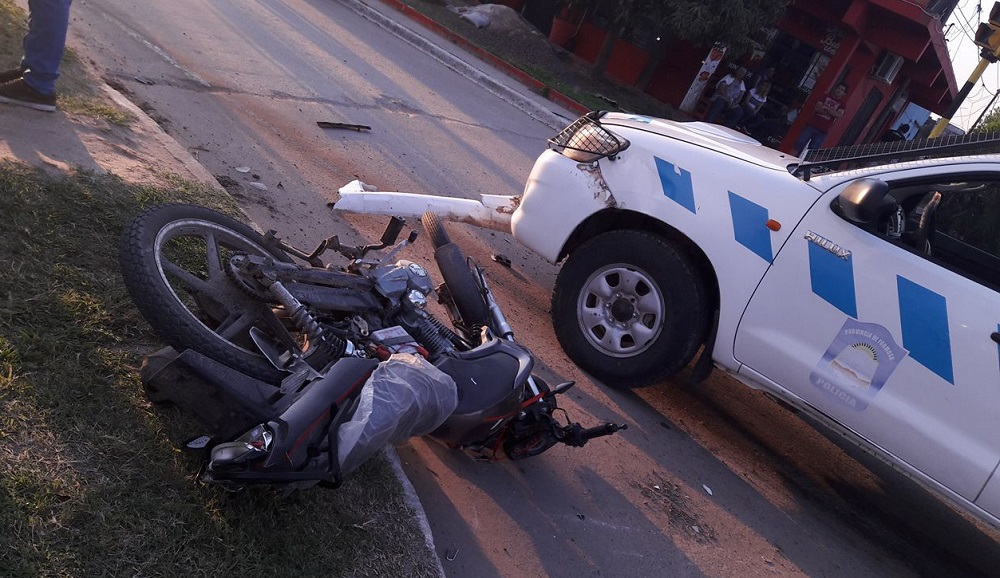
top-left (654, 157), bottom-right (697, 214)
top-left (807, 242), bottom-right (858, 317)
top-left (897, 276), bottom-right (954, 384)
top-left (728, 192), bottom-right (773, 262)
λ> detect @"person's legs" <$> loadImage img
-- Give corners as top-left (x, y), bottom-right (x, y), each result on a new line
top-left (21, 0), bottom-right (73, 95)
top-left (704, 96), bottom-right (728, 123)
top-left (793, 125), bottom-right (825, 156)
top-left (743, 113), bottom-right (765, 131)
top-left (723, 105), bottom-right (744, 127)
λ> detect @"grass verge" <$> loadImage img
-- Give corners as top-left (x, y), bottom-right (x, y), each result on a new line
top-left (0, 165), bottom-right (440, 577)
top-left (3, 3), bottom-right (440, 575)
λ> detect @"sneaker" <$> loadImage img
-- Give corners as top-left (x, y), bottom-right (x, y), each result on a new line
top-left (0, 79), bottom-right (57, 112)
top-left (0, 67), bottom-right (24, 84)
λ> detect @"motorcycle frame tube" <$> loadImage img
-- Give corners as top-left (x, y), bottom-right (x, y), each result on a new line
top-left (264, 357), bottom-right (378, 468)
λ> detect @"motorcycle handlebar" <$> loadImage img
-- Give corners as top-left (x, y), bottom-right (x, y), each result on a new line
top-left (562, 422), bottom-right (628, 447)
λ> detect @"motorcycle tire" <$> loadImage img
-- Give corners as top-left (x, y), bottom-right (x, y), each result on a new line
top-left (119, 204), bottom-right (295, 384)
top-left (421, 212), bottom-right (489, 328)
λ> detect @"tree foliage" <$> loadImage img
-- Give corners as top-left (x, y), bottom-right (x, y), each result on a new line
top-left (973, 107), bottom-right (1000, 133)
top-left (564, 0), bottom-right (790, 75)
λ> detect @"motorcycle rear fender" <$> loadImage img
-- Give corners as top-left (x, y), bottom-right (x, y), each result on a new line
top-left (141, 347), bottom-right (286, 441)
top-left (264, 357), bottom-right (378, 468)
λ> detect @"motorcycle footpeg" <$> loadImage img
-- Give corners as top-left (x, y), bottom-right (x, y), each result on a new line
top-left (184, 435), bottom-right (213, 451)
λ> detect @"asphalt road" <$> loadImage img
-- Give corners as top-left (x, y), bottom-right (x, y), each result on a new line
top-left (62, 0), bottom-right (1000, 575)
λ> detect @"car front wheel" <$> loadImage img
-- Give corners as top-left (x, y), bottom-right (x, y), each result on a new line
top-left (552, 230), bottom-right (709, 388)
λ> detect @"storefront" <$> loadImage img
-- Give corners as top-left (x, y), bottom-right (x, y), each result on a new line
top-left (513, 0), bottom-right (959, 152)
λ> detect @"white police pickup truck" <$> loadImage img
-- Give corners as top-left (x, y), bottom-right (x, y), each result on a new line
top-left (335, 111), bottom-right (1000, 529)
top-left (511, 111), bottom-right (1000, 529)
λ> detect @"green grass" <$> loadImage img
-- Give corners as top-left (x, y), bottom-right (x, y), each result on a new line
top-left (2, 2), bottom-right (440, 575)
top-left (0, 163), bottom-right (440, 578)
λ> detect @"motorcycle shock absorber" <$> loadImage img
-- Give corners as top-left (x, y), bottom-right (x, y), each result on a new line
top-left (411, 313), bottom-right (459, 356)
top-left (263, 278), bottom-right (349, 359)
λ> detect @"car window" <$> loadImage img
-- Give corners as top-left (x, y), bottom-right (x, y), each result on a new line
top-left (887, 179), bottom-right (1000, 290)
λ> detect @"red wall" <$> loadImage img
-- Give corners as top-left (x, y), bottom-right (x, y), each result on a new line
top-left (644, 42), bottom-right (712, 107)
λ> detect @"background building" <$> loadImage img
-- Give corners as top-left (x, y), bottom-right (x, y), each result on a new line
top-left (506, 0), bottom-right (961, 152)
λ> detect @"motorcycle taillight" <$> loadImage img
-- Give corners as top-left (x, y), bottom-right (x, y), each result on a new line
top-left (209, 424), bottom-right (274, 467)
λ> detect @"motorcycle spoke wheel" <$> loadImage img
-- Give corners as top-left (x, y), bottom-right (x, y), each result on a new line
top-left (120, 204), bottom-right (296, 382)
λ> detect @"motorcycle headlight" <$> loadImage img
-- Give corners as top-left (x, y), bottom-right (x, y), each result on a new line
top-left (548, 113), bottom-right (629, 163)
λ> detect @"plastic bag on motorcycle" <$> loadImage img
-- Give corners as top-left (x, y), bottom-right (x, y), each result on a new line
top-left (337, 353), bottom-right (458, 475)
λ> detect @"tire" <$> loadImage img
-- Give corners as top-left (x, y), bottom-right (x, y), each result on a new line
top-left (421, 212), bottom-right (489, 327)
top-left (422, 209), bottom-right (452, 248)
top-left (551, 230), bottom-right (708, 388)
top-left (119, 204), bottom-right (294, 383)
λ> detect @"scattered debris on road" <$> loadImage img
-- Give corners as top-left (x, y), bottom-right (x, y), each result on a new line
top-left (317, 121), bottom-right (372, 132)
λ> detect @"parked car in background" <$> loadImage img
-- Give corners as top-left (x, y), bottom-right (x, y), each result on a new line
top-left (510, 111), bottom-right (1000, 529)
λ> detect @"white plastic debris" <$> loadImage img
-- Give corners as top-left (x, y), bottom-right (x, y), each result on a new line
top-left (459, 11), bottom-right (490, 28)
top-left (248, 182), bottom-right (268, 191)
top-left (235, 166), bottom-right (251, 173)
top-left (338, 354), bottom-right (458, 475)
top-left (702, 484), bottom-right (713, 496)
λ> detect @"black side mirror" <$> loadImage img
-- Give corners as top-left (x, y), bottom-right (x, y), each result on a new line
top-left (831, 178), bottom-right (896, 226)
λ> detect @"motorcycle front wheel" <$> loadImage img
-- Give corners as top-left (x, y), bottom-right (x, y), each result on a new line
top-left (421, 211), bottom-right (489, 328)
top-left (119, 204), bottom-right (295, 383)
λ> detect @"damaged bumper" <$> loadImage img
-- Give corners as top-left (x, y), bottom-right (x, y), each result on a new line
top-left (335, 180), bottom-right (519, 233)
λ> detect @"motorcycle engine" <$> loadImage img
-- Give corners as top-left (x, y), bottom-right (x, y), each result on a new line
top-left (371, 260), bottom-right (460, 358)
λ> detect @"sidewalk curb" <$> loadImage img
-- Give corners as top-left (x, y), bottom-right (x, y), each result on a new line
top-left (98, 84), bottom-right (224, 191)
top-left (374, 0), bottom-right (589, 116)
top-left (385, 448), bottom-right (446, 577)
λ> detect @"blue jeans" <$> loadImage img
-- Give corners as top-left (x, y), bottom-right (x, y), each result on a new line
top-left (793, 124), bottom-right (827, 156)
top-left (21, 0), bottom-right (74, 95)
top-left (705, 96), bottom-right (737, 124)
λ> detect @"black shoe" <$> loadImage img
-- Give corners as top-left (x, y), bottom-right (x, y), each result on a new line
top-left (0, 67), bottom-right (25, 84)
top-left (0, 79), bottom-right (57, 112)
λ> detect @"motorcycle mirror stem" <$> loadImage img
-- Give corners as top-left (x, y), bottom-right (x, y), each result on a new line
top-left (379, 216), bottom-right (406, 245)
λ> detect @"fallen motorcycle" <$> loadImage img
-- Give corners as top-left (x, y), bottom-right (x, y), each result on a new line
top-left (119, 204), bottom-right (625, 489)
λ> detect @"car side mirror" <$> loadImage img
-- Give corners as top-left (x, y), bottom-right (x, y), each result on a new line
top-left (831, 178), bottom-right (895, 226)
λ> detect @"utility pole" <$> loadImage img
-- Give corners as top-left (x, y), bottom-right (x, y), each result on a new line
top-left (930, 2), bottom-right (1000, 137)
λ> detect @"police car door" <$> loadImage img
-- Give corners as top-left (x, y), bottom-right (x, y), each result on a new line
top-left (734, 170), bottom-right (1000, 507)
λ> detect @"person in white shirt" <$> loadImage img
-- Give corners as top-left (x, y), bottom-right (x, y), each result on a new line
top-left (726, 81), bottom-right (771, 132)
top-left (704, 67), bottom-right (746, 123)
